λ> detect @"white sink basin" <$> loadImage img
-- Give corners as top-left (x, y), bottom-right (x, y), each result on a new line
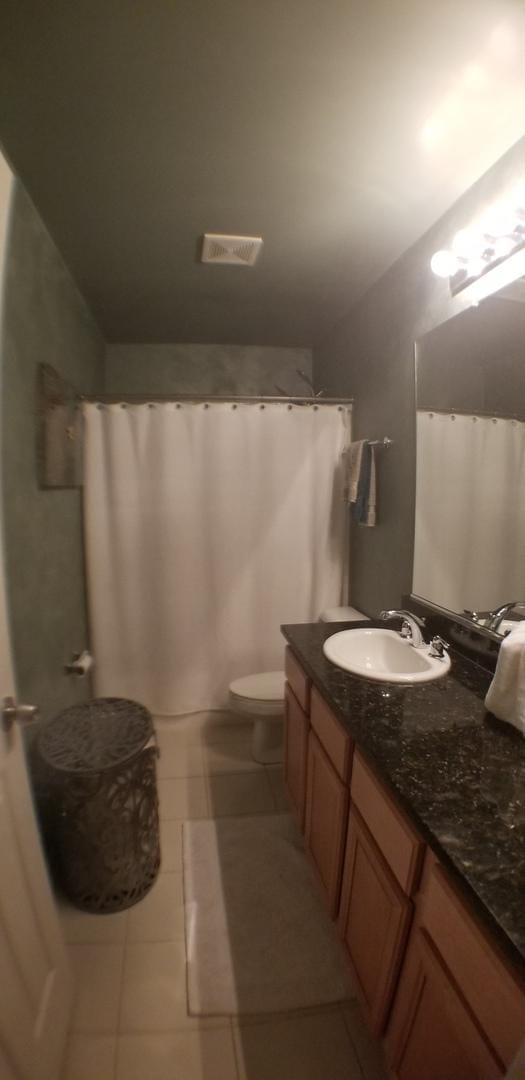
top-left (323, 628), bottom-right (451, 684)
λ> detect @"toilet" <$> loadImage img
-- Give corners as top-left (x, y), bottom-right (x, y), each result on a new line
top-left (230, 671), bottom-right (285, 765)
top-left (229, 606), bottom-right (370, 764)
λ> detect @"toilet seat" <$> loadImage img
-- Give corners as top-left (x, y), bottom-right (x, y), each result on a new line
top-left (229, 671), bottom-right (285, 717)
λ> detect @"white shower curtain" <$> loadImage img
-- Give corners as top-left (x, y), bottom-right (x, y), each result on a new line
top-left (84, 402), bottom-right (349, 714)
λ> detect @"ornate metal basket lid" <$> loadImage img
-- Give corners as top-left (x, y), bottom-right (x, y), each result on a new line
top-left (38, 698), bottom-right (153, 773)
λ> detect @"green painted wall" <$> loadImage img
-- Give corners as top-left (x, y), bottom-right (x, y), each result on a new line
top-left (2, 182), bottom-right (104, 720)
top-left (314, 136), bottom-right (525, 617)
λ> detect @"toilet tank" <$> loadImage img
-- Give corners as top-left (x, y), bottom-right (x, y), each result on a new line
top-left (320, 606), bottom-right (370, 623)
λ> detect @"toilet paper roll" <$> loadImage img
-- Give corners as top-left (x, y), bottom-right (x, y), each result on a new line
top-left (65, 650), bottom-right (94, 677)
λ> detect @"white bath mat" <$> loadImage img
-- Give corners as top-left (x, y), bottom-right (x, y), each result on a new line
top-left (183, 813), bottom-right (354, 1016)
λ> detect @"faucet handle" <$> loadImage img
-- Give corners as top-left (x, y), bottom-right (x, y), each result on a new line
top-left (429, 635), bottom-right (450, 659)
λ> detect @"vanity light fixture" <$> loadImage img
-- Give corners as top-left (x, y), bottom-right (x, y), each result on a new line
top-left (430, 182), bottom-right (525, 300)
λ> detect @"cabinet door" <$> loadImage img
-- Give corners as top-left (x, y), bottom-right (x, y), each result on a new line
top-left (338, 807), bottom-right (412, 1035)
top-left (305, 730), bottom-right (349, 917)
top-left (284, 683), bottom-right (309, 828)
top-left (385, 928), bottom-right (501, 1080)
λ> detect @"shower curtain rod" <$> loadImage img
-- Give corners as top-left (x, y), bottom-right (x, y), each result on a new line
top-left (85, 394), bottom-right (354, 407)
top-left (419, 405), bottom-right (523, 422)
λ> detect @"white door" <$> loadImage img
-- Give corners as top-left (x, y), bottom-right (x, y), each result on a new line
top-left (0, 155), bottom-right (73, 1077)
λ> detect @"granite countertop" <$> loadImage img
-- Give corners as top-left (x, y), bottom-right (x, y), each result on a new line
top-left (281, 621), bottom-right (525, 976)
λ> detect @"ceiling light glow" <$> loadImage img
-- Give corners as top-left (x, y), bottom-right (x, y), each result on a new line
top-left (488, 22), bottom-right (518, 62)
top-left (462, 64), bottom-right (486, 90)
top-left (492, 235), bottom-right (515, 259)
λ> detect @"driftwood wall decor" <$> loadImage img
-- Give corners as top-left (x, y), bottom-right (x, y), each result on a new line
top-left (37, 363), bottom-right (83, 488)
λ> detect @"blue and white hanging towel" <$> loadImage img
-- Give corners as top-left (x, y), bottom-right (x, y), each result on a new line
top-left (343, 440), bottom-right (376, 526)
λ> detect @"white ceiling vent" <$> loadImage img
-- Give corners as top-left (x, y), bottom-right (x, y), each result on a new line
top-left (201, 233), bottom-right (263, 267)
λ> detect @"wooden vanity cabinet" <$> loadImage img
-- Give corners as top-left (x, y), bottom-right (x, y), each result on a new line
top-left (385, 858), bottom-right (525, 1078)
top-left (305, 730), bottom-right (349, 916)
top-left (338, 751), bottom-right (424, 1035)
top-left (338, 807), bottom-right (413, 1035)
top-left (385, 925), bottom-right (502, 1080)
top-left (284, 647), bottom-right (311, 827)
top-left (304, 686), bottom-right (354, 916)
top-left (283, 651), bottom-right (354, 913)
top-left (284, 682), bottom-right (309, 828)
top-left (282, 643), bottom-right (525, 1076)
top-left (284, 645), bottom-right (311, 713)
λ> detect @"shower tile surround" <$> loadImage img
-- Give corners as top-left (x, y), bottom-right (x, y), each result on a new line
top-left (104, 343), bottom-right (313, 398)
top-left (61, 713), bottom-right (385, 1080)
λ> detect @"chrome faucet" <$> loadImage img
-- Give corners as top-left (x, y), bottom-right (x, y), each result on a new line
top-left (379, 609), bottom-right (426, 649)
top-left (485, 601), bottom-right (525, 632)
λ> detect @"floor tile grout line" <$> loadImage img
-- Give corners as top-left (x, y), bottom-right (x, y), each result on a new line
top-left (160, 806), bottom-right (294, 823)
top-left (181, 814), bottom-right (192, 1024)
top-left (110, 1030), bottom-right (119, 1080)
top-left (90, 1000), bottom-right (350, 1031)
top-left (115, 922), bottom-right (130, 1043)
top-left (339, 1002), bottom-right (375, 1080)
top-left (263, 761), bottom-right (281, 812)
top-left (229, 1017), bottom-right (243, 1080)
top-left (121, 909), bottom-right (129, 948)
top-left (115, 1022), bottom-right (234, 1035)
top-left (339, 1005), bottom-right (366, 1080)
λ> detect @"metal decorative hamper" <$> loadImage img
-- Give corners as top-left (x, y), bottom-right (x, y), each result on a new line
top-left (38, 697), bottom-right (160, 913)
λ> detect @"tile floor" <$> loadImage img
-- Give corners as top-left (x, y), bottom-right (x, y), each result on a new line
top-left (61, 712), bottom-right (386, 1080)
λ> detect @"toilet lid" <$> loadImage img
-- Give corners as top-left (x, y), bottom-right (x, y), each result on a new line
top-left (229, 671), bottom-right (285, 702)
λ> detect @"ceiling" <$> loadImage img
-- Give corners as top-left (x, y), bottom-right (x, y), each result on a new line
top-left (1, 1), bottom-right (525, 346)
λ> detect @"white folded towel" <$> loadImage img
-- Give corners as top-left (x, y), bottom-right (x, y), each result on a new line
top-left (485, 623), bottom-right (525, 737)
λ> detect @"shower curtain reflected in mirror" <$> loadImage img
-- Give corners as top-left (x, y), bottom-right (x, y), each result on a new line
top-left (84, 402), bottom-right (349, 715)
top-left (413, 410), bottom-right (525, 614)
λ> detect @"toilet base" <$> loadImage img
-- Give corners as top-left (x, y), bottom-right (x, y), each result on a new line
top-left (251, 716), bottom-right (284, 765)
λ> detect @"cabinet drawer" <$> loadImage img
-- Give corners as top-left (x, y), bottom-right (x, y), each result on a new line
top-left (284, 646), bottom-right (311, 713)
top-left (284, 683), bottom-right (309, 828)
top-left (421, 862), bottom-right (525, 1068)
top-left (350, 750), bottom-right (424, 896)
top-left (310, 686), bottom-right (353, 783)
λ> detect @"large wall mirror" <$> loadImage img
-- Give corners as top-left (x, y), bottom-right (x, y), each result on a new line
top-left (413, 279), bottom-right (525, 636)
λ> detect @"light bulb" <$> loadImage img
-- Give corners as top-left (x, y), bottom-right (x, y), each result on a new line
top-left (430, 250), bottom-right (458, 278)
top-left (452, 229), bottom-right (484, 259)
top-left (479, 202), bottom-right (517, 239)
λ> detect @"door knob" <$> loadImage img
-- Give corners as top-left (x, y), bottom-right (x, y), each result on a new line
top-left (2, 696), bottom-right (39, 732)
